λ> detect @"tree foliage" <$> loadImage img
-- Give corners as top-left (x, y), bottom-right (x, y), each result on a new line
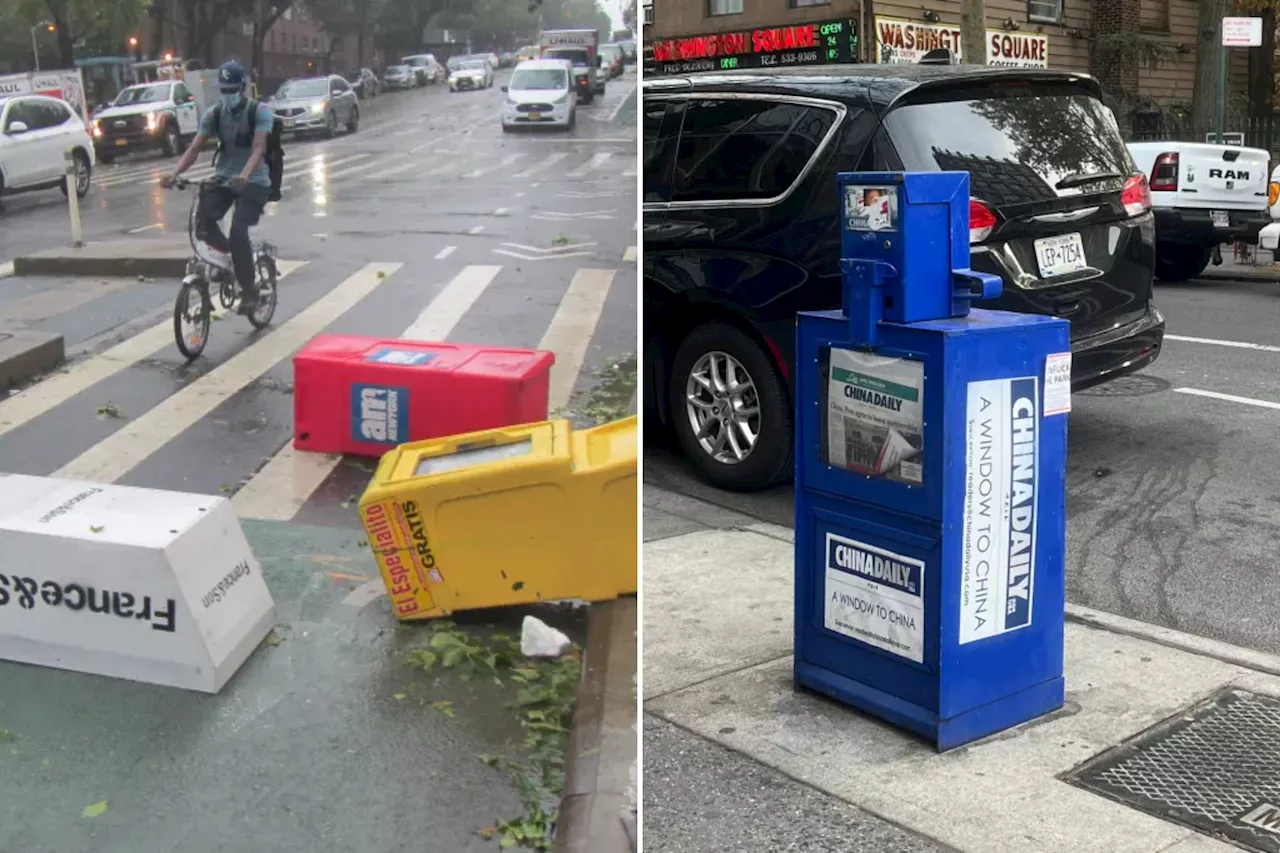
top-left (2, 0), bottom-right (148, 69)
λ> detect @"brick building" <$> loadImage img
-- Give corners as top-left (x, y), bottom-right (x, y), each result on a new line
top-left (644, 0), bottom-right (1256, 138)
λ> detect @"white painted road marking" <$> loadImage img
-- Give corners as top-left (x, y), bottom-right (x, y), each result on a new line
top-left (234, 265), bottom-right (502, 522)
top-left (623, 246), bottom-right (637, 262)
top-left (0, 261), bottom-right (13, 279)
top-left (127, 223), bottom-right (164, 234)
top-left (55, 262), bottom-right (400, 483)
top-left (1174, 387), bottom-right (1280, 411)
top-left (469, 225), bottom-right (485, 234)
top-left (567, 151), bottom-right (612, 178)
top-left (1166, 333), bottom-right (1280, 354)
top-left (435, 245), bottom-right (457, 260)
top-left (516, 152), bottom-right (569, 178)
top-left (606, 83), bottom-right (638, 123)
top-left (539, 268), bottom-right (615, 410)
top-left (464, 153), bottom-right (525, 178)
top-left (0, 261), bottom-right (306, 439)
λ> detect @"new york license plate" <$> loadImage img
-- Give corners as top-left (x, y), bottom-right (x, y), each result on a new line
top-left (1212, 210), bottom-right (1230, 228)
top-left (528, 112), bottom-right (541, 120)
top-left (1034, 233), bottom-right (1087, 278)
top-left (115, 138), bottom-right (128, 147)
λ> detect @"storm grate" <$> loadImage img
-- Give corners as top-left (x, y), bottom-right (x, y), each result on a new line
top-left (1064, 688), bottom-right (1280, 851)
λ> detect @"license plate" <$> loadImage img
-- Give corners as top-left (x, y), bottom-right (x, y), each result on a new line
top-left (528, 112), bottom-right (541, 120)
top-left (1033, 232), bottom-right (1088, 278)
top-left (284, 119), bottom-right (295, 128)
top-left (1212, 210), bottom-right (1230, 228)
top-left (115, 138), bottom-right (127, 147)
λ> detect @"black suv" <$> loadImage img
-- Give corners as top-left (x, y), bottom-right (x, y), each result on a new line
top-left (644, 64), bottom-right (1165, 492)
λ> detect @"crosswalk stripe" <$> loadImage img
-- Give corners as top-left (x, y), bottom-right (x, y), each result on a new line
top-left (53, 261), bottom-right (401, 483)
top-left (566, 151), bottom-right (612, 178)
top-left (233, 264), bottom-right (502, 521)
top-left (464, 153), bottom-right (525, 178)
top-left (623, 246), bottom-right (637, 263)
top-left (366, 161), bottom-right (418, 181)
top-left (0, 261), bottom-right (307, 439)
top-left (515, 152), bottom-right (569, 178)
top-left (324, 156), bottom-right (387, 181)
top-left (539, 268), bottom-right (615, 410)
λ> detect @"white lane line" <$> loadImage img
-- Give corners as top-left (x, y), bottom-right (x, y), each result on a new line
top-left (1174, 387), bottom-right (1280, 412)
top-left (55, 262), bottom-right (400, 483)
top-left (621, 168), bottom-right (637, 178)
top-left (1166, 333), bottom-right (1280, 354)
top-left (366, 161), bottom-right (418, 181)
top-left (469, 225), bottom-right (485, 234)
top-left (566, 151), bottom-right (612, 178)
top-left (325, 157), bottom-right (392, 181)
top-left (463, 152), bottom-right (525, 178)
top-left (0, 261), bottom-right (13, 279)
top-left (494, 207), bottom-right (509, 216)
top-left (128, 223), bottom-right (164, 234)
top-left (606, 82), bottom-right (638, 122)
top-left (623, 246), bottom-right (637, 263)
top-left (515, 152), bottom-right (569, 178)
top-left (234, 264), bottom-right (502, 522)
top-left (435, 245), bottom-right (457, 260)
top-left (539, 268), bottom-right (615, 410)
top-left (0, 261), bottom-right (306, 438)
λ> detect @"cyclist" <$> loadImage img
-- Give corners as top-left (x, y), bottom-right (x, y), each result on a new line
top-left (161, 60), bottom-right (273, 315)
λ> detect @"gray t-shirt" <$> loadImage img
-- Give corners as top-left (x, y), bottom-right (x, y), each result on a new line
top-left (200, 99), bottom-right (273, 188)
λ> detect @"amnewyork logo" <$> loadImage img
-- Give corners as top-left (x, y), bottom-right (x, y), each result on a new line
top-left (1004, 377), bottom-right (1037, 631)
top-left (1239, 802), bottom-right (1280, 837)
top-left (351, 384), bottom-right (409, 444)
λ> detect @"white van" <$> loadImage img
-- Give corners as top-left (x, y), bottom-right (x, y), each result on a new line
top-left (501, 59), bottom-right (577, 132)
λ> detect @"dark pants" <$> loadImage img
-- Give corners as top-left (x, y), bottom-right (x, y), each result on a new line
top-left (197, 183), bottom-right (269, 301)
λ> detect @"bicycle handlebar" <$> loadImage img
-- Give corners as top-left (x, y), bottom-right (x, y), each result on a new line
top-left (170, 176), bottom-right (225, 191)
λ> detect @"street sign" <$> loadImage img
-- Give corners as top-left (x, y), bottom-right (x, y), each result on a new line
top-left (1223, 16), bottom-right (1263, 48)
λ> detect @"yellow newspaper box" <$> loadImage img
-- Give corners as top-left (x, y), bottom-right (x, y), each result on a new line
top-left (358, 416), bottom-right (637, 620)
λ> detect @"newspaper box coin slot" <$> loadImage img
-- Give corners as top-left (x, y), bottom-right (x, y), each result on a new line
top-left (358, 416), bottom-right (637, 621)
top-left (0, 474), bottom-right (276, 693)
top-left (794, 172), bottom-right (1071, 751)
top-left (292, 335), bottom-right (554, 458)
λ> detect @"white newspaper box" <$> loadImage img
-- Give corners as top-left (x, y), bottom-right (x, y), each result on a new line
top-left (0, 474), bottom-right (276, 693)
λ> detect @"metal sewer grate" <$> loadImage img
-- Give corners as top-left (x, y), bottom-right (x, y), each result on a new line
top-left (1064, 688), bottom-right (1280, 851)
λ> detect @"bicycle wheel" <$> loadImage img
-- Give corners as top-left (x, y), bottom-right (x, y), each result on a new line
top-left (248, 254), bottom-right (278, 330)
top-left (174, 278), bottom-right (211, 360)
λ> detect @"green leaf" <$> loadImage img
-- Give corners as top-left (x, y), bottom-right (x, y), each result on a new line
top-left (89, 525), bottom-right (104, 534)
top-left (392, 693), bottom-right (406, 701)
top-left (0, 727), bottom-right (14, 744)
top-left (431, 700), bottom-right (454, 718)
top-left (81, 800), bottom-right (108, 818)
top-left (479, 753), bottom-right (501, 767)
top-left (441, 647), bottom-right (464, 668)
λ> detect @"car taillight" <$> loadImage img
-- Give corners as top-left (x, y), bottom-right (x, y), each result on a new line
top-left (1148, 152), bottom-right (1179, 192)
top-left (969, 200), bottom-right (996, 244)
top-left (1269, 181), bottom-right (1279, 208)
top-left (1121, 173), bottom-right (1152, 217)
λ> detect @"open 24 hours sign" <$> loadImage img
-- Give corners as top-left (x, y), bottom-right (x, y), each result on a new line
top-left (872, 17), bottom-right (1047, 68)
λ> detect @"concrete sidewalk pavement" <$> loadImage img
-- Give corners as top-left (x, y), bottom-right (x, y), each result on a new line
top-left (643, 485), bottom-right (1280, 853)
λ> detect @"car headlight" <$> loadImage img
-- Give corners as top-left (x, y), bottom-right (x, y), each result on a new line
top-left (311, 100), bottom-right (325, 114)
top-left (146, 111), bottom-right (159, 131)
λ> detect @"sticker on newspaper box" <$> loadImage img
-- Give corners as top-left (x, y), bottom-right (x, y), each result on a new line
top-left (844, 184), bottom-right (898, 232)
top-left (826, 348), bottom-right (924, 484)
top-left (824, 533), bottom-right (924, 663)
top-left (959, 376), bottom-right (1039, 645)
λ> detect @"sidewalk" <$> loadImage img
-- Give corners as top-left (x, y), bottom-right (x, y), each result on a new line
top-left (643, 485), bottom-right (1280, 853)
top-left (1199, 255), bottom-right (1280, 283)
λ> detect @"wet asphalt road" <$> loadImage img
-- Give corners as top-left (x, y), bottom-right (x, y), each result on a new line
top-left (0, 67), bottom-right (638, 527)
top-left (645, 272), bottom-right (1280, 658)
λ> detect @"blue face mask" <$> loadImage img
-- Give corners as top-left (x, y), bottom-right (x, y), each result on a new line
top-left (220, 92), bottom-right (243, 111)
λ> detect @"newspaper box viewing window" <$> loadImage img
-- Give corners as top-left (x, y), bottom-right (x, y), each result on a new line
top-left (820, 347), bottom-right (925, 485)
top-left (413, 439), bottom-right (534, 477)
top-left (844, 184), bottom-right (899, 232)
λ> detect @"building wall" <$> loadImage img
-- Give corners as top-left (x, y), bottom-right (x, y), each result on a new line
top-left (645, 0), bottom-right (1247, 114)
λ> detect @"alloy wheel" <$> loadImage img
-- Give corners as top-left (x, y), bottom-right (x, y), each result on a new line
top-left (683, 350), bottom-right (762, 465)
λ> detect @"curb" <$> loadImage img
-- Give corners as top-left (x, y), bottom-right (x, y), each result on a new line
top-left (12, 241), bottom-right (190, 279)
top-left (1198, 268), bottom-right (1280, 284)
top-left (0, 329), bottom-right (64, 389)
top-left (555, 596), bottom-right (637, 853)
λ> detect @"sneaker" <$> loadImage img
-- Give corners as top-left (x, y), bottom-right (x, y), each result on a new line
top-left (198, 241), bottom-right (232, 272)
top-left (237, 296), bottom-right (259, 316)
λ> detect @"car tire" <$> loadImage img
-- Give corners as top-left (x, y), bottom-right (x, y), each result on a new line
top-left (1155, 243), bottom-right (1212, 282)
top-left (669, 322), bottom-right (792, 492)
top-left (161, 121), bottom-right (181, 157)
top-left (346, 106), bottom-right (359, 133)
top-left (60, 149), bottom-right (91, 199)
top-left (324, 111), bottom-right (337, 139)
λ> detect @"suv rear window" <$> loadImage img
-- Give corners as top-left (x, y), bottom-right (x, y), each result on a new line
top-left (672, 99), bottom-right (836, 203)
top-left (883, 89), bottom-right (1133, 208)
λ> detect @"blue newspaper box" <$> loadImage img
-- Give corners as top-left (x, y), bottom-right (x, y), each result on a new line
top-left (794, 172), bottom-right (1072, 751)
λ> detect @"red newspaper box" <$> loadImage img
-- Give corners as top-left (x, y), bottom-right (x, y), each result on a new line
top-left (293, 335), bottom-right (555, 457)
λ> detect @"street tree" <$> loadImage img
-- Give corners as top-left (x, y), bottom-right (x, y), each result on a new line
top-left (12, 0), bottom-right (148, 68)
top-left (1190, 0), bottom-right (1232, 133)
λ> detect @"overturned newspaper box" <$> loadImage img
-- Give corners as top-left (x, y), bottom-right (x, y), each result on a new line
top-left (0, 474), bottom-right (276, 693)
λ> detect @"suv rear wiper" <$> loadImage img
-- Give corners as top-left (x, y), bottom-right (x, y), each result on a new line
top-left (1055, 170), bottom-right (1123, 190)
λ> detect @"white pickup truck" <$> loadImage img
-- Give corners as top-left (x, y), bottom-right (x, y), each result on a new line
top-left (1256, 166), bottom-right (1280, 252)
top-left (1127, 141), bottom-right (1271, 281)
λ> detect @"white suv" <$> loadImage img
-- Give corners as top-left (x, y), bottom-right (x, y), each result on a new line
top-left (0, 95), bottom-right (95, 200)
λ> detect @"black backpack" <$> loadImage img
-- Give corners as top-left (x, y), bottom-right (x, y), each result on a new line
top-left (209, 99), bottom-right (284, 202)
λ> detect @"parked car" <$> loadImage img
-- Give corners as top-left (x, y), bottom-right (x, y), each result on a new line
top-left (449, 59), bottom-right (494, 92)
top-left (502, 59), bottom-right (577, 132)
top-left (1128, 140), bottom-right (1270, 281)
top-left (1258, 166), bottom-right (1280, 252)
top-left (0, 95), bottom-right (95, 200)
top-left (269, 75), bottom-right (359, 138)
top-left (346, 68), bottom-right (381, 99)
top-left (499, 52), bottom-right (516, 68)
top-left (401, 54), bottom-right (445, 86)
top-left (644, 65), bottom-right (1165, 491)
top-left (383, 65), bottom-right (415, 90)
top-left (599, 43), bottom-right (625, 79)
top-left (89, 79), bottom-right (202, 163)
